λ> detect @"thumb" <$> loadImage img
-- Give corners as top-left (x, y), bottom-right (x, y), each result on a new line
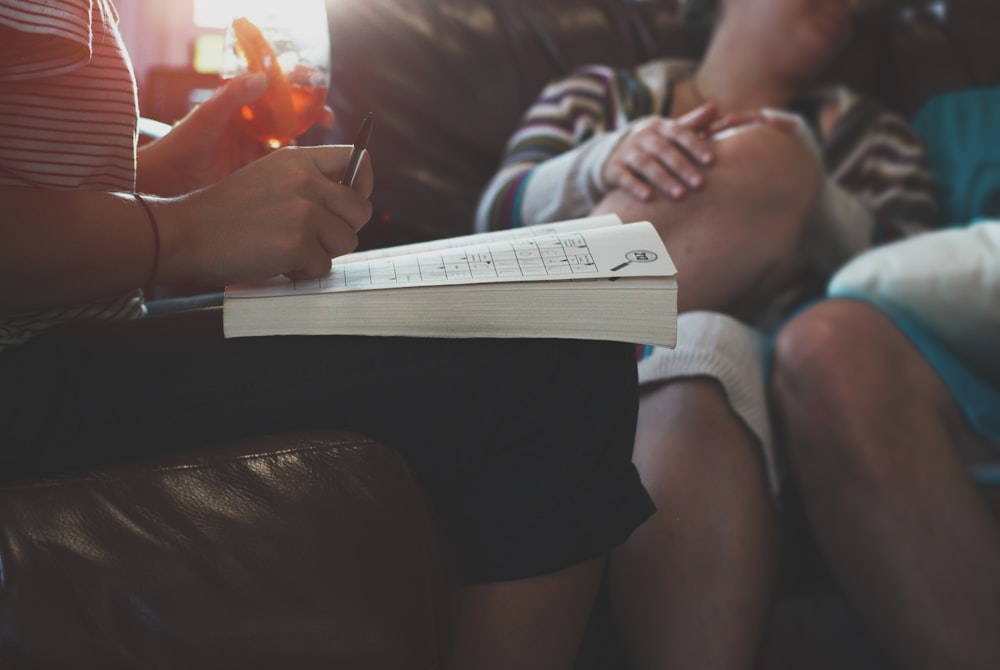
top-left (204, 72), bottom-right (269, 116)
top-left (301, 145), bottom-right (375, 197)
top-left (300, 144), bottom-right (353, 179)
top-left (677, 102), bottom-right (720, 131)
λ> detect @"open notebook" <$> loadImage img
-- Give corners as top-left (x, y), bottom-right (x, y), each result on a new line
top-left (223, 214), bottom-right (678, 347)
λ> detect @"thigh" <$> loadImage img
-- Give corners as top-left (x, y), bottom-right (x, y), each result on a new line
top-left (0, 307), bottom-right (631, 473)
top-left (0, 308), bottom-right (653, 581)
top-left (778, 298), bottom-right (997, 468)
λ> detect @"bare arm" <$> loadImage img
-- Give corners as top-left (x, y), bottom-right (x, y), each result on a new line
top-left (135, 73), bottom-right (336, 198)
top-left (0, 188), bottom-right (157, 314)
top-left (0, 146), bottom-right (373, 315)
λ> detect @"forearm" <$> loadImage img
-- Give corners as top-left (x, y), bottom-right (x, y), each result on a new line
top-left (476, 66), bottom-right (626, 231)
top-left (475, 130), bottom-right (624, 231)
top-left (3, 146), bottom-right (376, 315)
top-left (474, 161), bottom-right (533, 232)
top-left (518, 131), bottom-right (624, 225)
top-left (0, 188), bottom-right (160, 313)
top-left (135, 137), bottom-right (189, 196)
top-left (134, 73), bottom-right (273, 197)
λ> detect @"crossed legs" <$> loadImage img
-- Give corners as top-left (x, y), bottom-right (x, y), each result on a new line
top-left (770, 298), bottom-right (1000, 670)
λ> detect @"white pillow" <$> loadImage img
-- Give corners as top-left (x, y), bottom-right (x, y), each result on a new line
top-left (829, 222), bottom-right (1000, 382)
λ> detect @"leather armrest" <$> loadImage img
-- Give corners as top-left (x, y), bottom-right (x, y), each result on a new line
top-left (0, 431), bottom-right (450, 670)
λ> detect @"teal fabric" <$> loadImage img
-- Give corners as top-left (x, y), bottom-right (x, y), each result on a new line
top-left (828, 290), bottom-right (1000, 445)
top-left (912, 86), bottom-right (1000, 224)
top-left (831, 87), bottom-right (1000, 447)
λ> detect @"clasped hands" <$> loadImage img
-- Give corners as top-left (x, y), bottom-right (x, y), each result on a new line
top-left (602, 103), bottom-right (804, 202)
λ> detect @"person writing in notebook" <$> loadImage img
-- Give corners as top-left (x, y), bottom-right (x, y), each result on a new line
top-left (0, 2), bottom-right (655, 669)
top-left (477, 0), bottom-right (939, 667)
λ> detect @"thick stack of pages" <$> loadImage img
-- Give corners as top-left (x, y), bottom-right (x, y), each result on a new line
top-left (223, 214), bottom-right (678, 347)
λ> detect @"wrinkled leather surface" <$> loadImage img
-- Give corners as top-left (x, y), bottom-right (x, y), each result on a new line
top-left (0, 432), bottom-right (449, 670)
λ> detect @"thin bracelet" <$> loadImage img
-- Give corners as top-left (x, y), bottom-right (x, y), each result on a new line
top-left (133, 193), bottom-right (160, 287)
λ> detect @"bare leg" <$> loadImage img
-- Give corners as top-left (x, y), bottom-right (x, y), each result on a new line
top-left (590, 124), bottom-right (802, 667)
top-left (771, 299), bottom-right (1000, 670)
top-left (448, 556), bottom-right (605, 670)
top-left (610, 378), bottom-right (780, 670)
top-left (593, 123), bottom-right (822, 320)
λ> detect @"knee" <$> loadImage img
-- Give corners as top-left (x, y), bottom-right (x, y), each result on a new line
top-left (770, 299), bottom-right (916, 481)
top-left (711, 122), bottom-right (824, 235)
top-left (640, 376), bottom-right (739, 428)
top-left (636, 377), bottom-right (761, 476)
top-left (594, 121), bottom-right (824, 237)
top-left (771, 299), bottom-right (890, 413)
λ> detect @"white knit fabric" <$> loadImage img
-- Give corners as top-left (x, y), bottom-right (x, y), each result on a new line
top-left (637, 311), bottom-right (780, 494)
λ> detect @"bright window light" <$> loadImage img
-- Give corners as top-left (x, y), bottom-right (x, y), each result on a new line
top-left (193, 33), bottom-right (225, 72)
top-left (193, 0), bottom-right (241, 29)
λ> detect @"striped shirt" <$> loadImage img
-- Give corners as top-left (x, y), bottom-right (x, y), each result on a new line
top-left (475, 59), bottom-right (940, 247)
top-left (474, 59), bottom-right (942, 361)
top-left (0, 0), bottom-right (144, 350)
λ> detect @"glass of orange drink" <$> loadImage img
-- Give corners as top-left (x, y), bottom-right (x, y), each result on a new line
top-left (221, 0), bottom-right (331, 149)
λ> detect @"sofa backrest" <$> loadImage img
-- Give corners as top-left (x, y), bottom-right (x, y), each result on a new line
top-left (311, 0), bottom-right (689, 247)
top-left (311, 0), bottom-right (1000, 248)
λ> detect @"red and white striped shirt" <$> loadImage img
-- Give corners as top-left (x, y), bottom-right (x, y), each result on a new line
top-left (0, 0), bottom-right (144, 350)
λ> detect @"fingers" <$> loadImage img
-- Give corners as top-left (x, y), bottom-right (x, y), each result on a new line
top-left (206, 146), bottom-right (374, 282)
top-left (709, 112), bottom-right (763, 135)
top-left (654, 122), bottom-right (715, 168)
top-left (284, 197), bottom-right (364, 279)
top-left (676, 102), bottom-right (721, 130)
top-left (315, 212), bottom-right (361, 257)
top-left (318, 180), bottom-right (372, 234)
top-left (317, 106), bottom-right (336, 129)
top-left (606, 117), bottom-right (715, 201)
top-left (277, 196), bottom-right (363, 281)
top-left (298, 147), bottom-right (373, 268)
top-left (285, 256), bottom-right (333, 282)
top-left (204, 72), bottom-right (269, 117)
top-left (302, 145), bottom-right (375, 198)
top-left (603, 106), bottom-right (810, 202)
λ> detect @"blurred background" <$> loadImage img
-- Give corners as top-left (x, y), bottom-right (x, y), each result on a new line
top-left (116, 0), bottom-right (234, 125)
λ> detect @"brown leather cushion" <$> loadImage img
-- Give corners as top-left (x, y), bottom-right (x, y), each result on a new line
top-left (0, 432), bottom-right (450, 670)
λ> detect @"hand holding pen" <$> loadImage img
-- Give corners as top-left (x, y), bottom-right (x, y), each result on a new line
top-left (144, 111), bottom-right (376, 288)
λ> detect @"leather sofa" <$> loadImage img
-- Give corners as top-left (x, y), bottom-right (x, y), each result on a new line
top-left (2, 1), bottom-right (998, 668)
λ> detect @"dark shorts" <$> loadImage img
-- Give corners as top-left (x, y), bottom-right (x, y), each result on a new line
top-left (0, 308), bottom-right (654, 583)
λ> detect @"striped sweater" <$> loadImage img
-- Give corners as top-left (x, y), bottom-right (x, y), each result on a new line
top-left (476, 59), bottom-right (940, 263)
top-left (0, 0), bottom-right (144, 350)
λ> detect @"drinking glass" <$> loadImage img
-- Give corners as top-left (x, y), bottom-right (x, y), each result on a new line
top-left (220, 0), bottom-right (331, 149)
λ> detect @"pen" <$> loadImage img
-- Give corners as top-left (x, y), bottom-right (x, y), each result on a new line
top-left (338, 112), bottom-right (374, 188)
